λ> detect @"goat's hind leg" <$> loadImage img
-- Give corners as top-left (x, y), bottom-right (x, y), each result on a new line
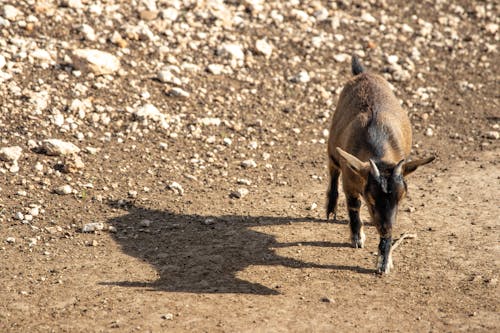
top-left (326, 167), bottom-right (340, 220)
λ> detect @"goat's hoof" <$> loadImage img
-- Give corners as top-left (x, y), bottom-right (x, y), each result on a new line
top-left (351, 232), bottom-right (366, 248)
top-left (376, 254), bottom-right (393, 274)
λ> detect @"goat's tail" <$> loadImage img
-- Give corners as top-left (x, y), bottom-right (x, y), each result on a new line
top-left (351, 55), bottom-right (365, 75)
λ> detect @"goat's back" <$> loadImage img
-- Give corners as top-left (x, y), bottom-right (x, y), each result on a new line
top-left (328, 73), bottom-right (412, 164)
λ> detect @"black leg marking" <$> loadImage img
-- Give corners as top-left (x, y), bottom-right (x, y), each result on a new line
top-left (377, 237), bottom-right (393, 274)
top-left (326, 169), bottom-right (340, 220)
top-left (347, 196), bottom-right (364, 248)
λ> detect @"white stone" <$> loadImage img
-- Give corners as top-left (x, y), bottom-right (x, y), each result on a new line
top-left (290, 70), bottom-right (310, 83)
top-left (217, 43), bottom-right (245, 60)
top-left (231, 188), bottom-right (249, 199)
top-left (30, 207), bottom-right (40, 217)
top-left (6, 237), bottom-right (16, 244)
top-left (134, 104), bottom-right (163, 121)
top-left (361, 12), bottom-right (377, 23)
top-left (168, 182), bottom-right (184, 195)
top-left (0, 55), bottom-right (6, 69)
top-left (80, 24), bottom-right (96, 41)
top-left (54, 185), bottom-right (73, 195)
top-left (333, 53), bottom-right (349, 62)
top-left (207, 64), bottom-right (224, 75)
top-left (161, 7), bottom-right (178, 21)
top-left (82, 222), bottom-right (104, 233)
top-left (198, 117), bottom-right (221, 126)
top-left (237, 178), bottom-right (251, 185)
top-left (425, 128), bottom-right (434, 137)
top-left (241, 159), bottom-right (257, 168)
top-left (158, 69), bottom-right (181, 85)
top-left (387, 55), bottom-right (399, 64)
top-left (255, 38), bottom-right (273, 58)
top-left (71, 49), bottom-right (121, 76)
top-left (3, 5), bottom-right (22, 21)
top-left (31, 49), bottom-right (53, 63)
top-left (485, 131), bottom-right (499, 140)
top-left (0, 146), bottom-right (22, 162)
top-left (485, 23), bottom-right (498, 34)
top-left (41, 139), bottom-right (80, 156)
top-left (223, 138), bottom-right (232, 146)
top-left (15, 212), bottom-right (24, 221)
top-left (168, 87), bottom-right (190, 98)
top-left (139, 219), bottom-right (152, 227)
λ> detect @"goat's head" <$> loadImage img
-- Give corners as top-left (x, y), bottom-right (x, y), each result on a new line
top-left (336, 147), bottom-right (434, 272)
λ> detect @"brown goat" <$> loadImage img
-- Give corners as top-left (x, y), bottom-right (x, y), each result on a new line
top-left (327, 56), bottom-right (434, 274)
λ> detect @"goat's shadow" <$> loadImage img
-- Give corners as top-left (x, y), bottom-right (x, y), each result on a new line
top-left (101, 201), bottom-right (374, 295)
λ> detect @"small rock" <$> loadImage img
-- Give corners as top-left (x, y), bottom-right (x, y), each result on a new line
top-left (40, 139), bottom-right (80, 156)
top-left (425, 128), bottom-right (434, 137)
top-left (484, 131), bottom-right (499, 140)
top-left (161, 313), bottom-right (174, 320)
top-left (128, 190), bottom-right (138, 199)
top-left (217, 43), bottom-right (245, 60)
top-left (157, 69), bottom-right (181, 85)
top-left (198, 117), bottom-right (221, 126)
top-left (108, 226), bottom-right (117, 233)
top-left (62, 154), bottom-right (85, 173)
top-left (207, 64), bottom-right (224, 75)
top-left (82, 222), bottom-right (104, 233)
top-left (290, 70), bottom-right (310, 83)
top-left (168, 182), bottom-right (184, 195)
top-left (24, 214), bottom-right (33, 222)
top-left (361, 12), bottom-right (377, 23)
top-left (333, 53), bottom-right (349, 62)
top-left (139, 219), bottom-right (152, 227)
top-left (167, 87), bottom-right (190, 98)
top-left (80, 24), bottom-right (96, 41)
top-left (6, 237), bottom-right (16, 244)
top-left (255, 38), bottom-right (273, 58)
top-left (54, 185), bottom-right (73, 195)
top-left (15, 212), bottom-right (24, 221)
top-left (71, 49), bottom-right (121, 76)
top-left (307, 202), bottom-right (318, 211)
top-left (231, 188), bottom-right (249, 199)
top-left (320, 297), bottom-right (334, 303)
top-left (0, 146), bottom-right (22, 162)
top-left (0, 55), bottom-right (5, 69)
top-left (3, 5), bottom-right (22, 21)
top-left (241, 159), bottom-right (257, 168)
top-left (203, 218), bottom-right (215, 225)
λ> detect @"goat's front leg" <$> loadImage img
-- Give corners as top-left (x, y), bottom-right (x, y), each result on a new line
top-left (346, 194), bottom-right (365, 248)
top-left (377, 237), bottom-right (393, 274)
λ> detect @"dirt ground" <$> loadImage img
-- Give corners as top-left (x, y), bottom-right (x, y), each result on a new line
top-left (0, 0), bottom-right (499, 332)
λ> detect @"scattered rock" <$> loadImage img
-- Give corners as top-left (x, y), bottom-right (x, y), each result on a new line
top-left (230, 188), bottom-right (249, 199)
top-left (40, 139), bottom-right (80, 156)
top-left (71, 49), bottom-right (121, 76)
top-left (255, 38), bottom-right (273, 58)
top-left (484, 131), bottom-right (499, 140)
top-left (168, 182), bottom-right (184, 195)
top-left (167, 87), bottom-right (190, 98)
top-left (54, 185), bottom-right (73, 195)
top-left (289, 70), bottom-right (310, 83)
top-left (62, 154), bottom-right (85, 173)
top-left (139, 219), bottom-right (152, 227)
top-left (82, 222), bottom-right (104, 233)
top-left (241, 159), bottom-right (257, 168)
top-left (0, 146), bottom-right (22, 163)
top-left (217, 43), bottom-right (245, 61)
top-left (6, 237), bottom-right (16, 244)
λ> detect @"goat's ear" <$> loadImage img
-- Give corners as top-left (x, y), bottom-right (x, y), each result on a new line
top-left (336, 147), bottom-right (369, 178)
top-left (403, 156), bottom-right (435, 176)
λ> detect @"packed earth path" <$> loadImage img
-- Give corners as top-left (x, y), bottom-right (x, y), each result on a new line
top-left (0, 0), bottom-right (499, 332)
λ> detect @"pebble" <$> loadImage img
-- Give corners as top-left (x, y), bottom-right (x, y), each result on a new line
top-left (15, 212), bottom-right (24, 221)
top-left (0, 146), bottom-right (22, 162)
top-left (54, 184), bottom-right (73, 195)
top-left (241, 159), bottom-right (257, 168)
top-left (128, 190), bottom-right (138, 198)
top-left (168, 182), bottom-right (184, 195)
top-left (425, 128), bottom-right (434, 137)
top-left (62, 154), bottom-right (85, 173)
top-left (290, 70), bottom-right (310, 83)
top-left (158, 69), bottom-right (182, 85)
top-left (80, 24), bottom-right (96, 41)
top-left (40, 139), bottom-right (80, 156)
top-left (139, 219), bottom-right (152, 227)
top-left (161, 313), bottom-right (174, 320)
top-left (207, 64), bottom-right (224, 75)
top-left (333, 53), bottom-right (349, 62)
top-left (82, 222), bottom-right (104, 233)
top-left (167, 87), bottom-right (190, 98)
top-left (6, 237), bottom-right (16, 244)
top-left (0, 55), bottom-right (5, 69)
top-left (198, 117), bottom-right (221, 126)
top-left (484, 131), bottom-right (499, 140)
top-left (231, 188), bottom-right (249, 199)
top-left (71, 49), bottom-right (121, 76)
top-left (217, 43), bottom-right (245, 61)
top-left (255, 38), bottom-right (273, 58)
top-left (3, 5), bottom-right (22, 21)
